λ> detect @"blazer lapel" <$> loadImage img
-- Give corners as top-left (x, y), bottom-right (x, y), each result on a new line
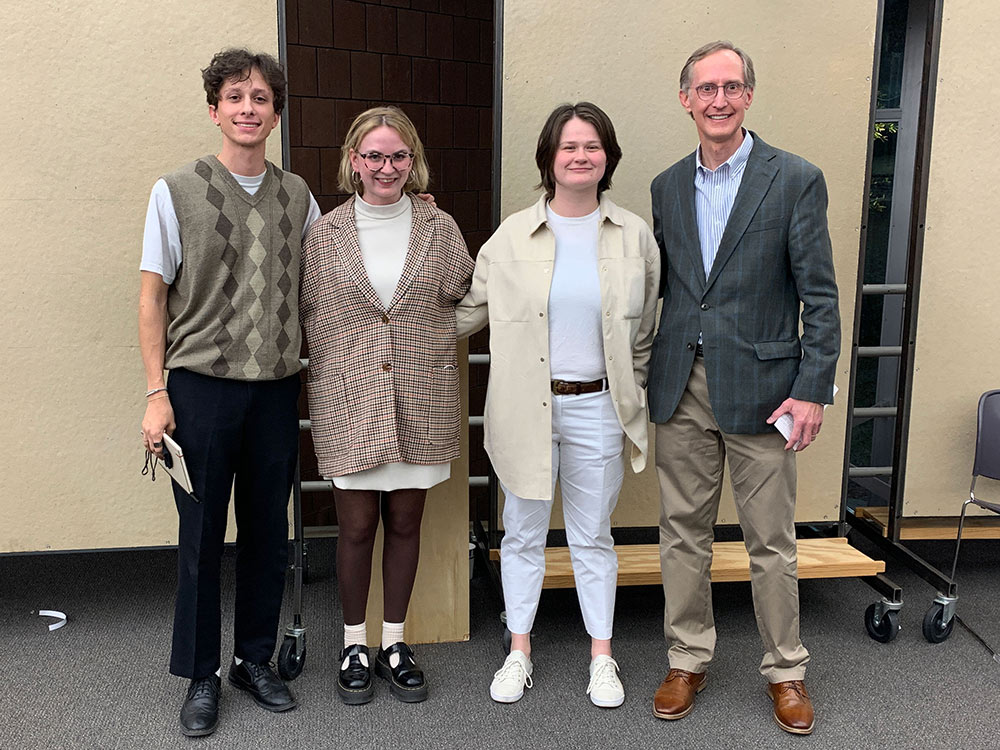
top-left (674, 156), bottom-right (706, 291)
top-left (704, 137), bottom-right (778, 293)
top-left (330, 197), bottom-right (385, 311)
top-left (389, 195), bottom-right (433, 309)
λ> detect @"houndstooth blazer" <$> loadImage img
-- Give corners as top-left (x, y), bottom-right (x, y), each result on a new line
top-left (300, 194), bottom-right (474, 477)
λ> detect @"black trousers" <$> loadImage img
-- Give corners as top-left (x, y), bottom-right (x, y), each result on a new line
top-left (166, 368), bottom-right (300, 679)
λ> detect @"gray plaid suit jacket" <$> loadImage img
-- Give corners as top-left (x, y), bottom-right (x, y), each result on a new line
top-left (647, 133), bottom-right (840, 434)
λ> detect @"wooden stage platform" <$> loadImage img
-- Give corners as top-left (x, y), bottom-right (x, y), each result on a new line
top-left (854, 506), bottom-right (1000, 540)
top-left (489, 537), bottom-right (884, 589)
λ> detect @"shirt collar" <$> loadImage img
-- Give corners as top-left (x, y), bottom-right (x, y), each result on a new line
top-left (527, 194), bottom-right (624, 235)
top-left (695, 129), bottom-right (755, 176)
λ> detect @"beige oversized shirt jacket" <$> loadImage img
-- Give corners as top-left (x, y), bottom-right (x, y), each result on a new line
top-left (456, 195), bottom-right (660, 501)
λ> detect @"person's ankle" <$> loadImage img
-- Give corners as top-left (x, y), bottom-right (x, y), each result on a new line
top-left (510, 635), bottom-right (531, 660)
top-left (510, 644), bottom-right (531, 660)
top-left (590, 637), bottom-right (612, 661)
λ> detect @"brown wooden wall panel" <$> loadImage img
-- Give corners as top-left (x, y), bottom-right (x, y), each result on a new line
top-left (287, 0), bottom-right (494, 527)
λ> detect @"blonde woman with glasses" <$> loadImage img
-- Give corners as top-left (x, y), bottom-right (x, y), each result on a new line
top-left (300, 106), bottom-right (474, 705)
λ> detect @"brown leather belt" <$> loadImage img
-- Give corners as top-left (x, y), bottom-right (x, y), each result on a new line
top-left (551, 378), bottom-right (608, 395)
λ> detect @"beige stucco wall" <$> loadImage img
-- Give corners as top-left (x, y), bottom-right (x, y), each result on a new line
top-left (0, 1), bottom-right (282, 552)
top-left (500, 1), bottom-right (876, 526)
top-left (903, 1), bottom-right (1000, 516)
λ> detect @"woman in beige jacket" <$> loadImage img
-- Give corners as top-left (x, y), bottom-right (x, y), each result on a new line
top-left (456, 103), bottom-right (659, 708)
top-left (300, 107), bottom-right (473, 705)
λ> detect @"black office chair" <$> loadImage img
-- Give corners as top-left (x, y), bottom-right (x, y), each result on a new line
top-left (923, 389), bottom-right (1000, 643)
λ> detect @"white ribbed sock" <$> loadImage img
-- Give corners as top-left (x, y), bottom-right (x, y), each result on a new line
top-left (381, 620), bottom-right (405, 648)
top-left (382, 620), bottom-right (405, 667)
top-left (344, 621), bottom-right (368, 650)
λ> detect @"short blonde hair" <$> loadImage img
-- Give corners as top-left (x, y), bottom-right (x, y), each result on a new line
top-left (338, 106), bottom-right (430, 194)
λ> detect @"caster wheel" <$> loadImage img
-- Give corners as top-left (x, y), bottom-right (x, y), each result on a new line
top-left (922, 603), bottom-right (954, 643)
top-left (864, 602), bottom-right (901, 643)
top-left (277, 635), bottom-right (306, 680)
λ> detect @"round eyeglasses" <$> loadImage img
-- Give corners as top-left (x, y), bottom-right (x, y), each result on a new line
top-left (693, 82), bottom-right (749, 101)
top-left (358, 151), bottom-right (414, 170)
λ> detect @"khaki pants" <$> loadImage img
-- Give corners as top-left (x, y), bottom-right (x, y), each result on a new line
top-left (655, 357), bottom-right (809, 682)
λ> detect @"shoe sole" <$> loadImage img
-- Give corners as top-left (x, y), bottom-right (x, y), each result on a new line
top-left (590, 694), bottom-right (625, 709)
top-left (374, 659), bottom-right (428, 703)
top-left (772, 712), bottom-right (814, 735)
top-left (337, 681), bottom-right (375, 705)
top-left (227, 676), bottom-right (299, 712)
top-left (180, 720), bottom-right (217, 738)
top-left (489, 686), bottom-right (524, 703)
top-left (652, 678), bottom-right (706, 720)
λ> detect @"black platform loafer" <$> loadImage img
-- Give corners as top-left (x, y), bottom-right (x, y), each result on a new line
top-left (179, 675), bottom-right (220, 737)
top-left (375, 641), bottom-right (428, 703)
top-left (228, 659), bottom-right (298, 712)
top-left (337, 644), bottom-right (375, 705)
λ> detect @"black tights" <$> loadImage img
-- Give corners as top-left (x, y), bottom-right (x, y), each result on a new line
top-left (334, 487), bottom-right (427, 625)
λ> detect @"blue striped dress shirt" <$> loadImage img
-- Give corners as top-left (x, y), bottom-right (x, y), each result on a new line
top-left (694, 131), bottom-right (754, 279)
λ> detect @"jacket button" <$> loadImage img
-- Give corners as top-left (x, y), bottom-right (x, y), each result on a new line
top-left (700, 303), bottom-right (710, 311)
top-left (542, 401), bottom-right (548, 407)
top-left (538, 312), bottom-right (545, 317)
top-left (686, 343), bottom-right (695, 351)
top-left (382, 363), bottom-right (392, 372)
top-left (540, 357), bottom-right (545, 362)
top-left (382, 313), bottom-right (390, 323)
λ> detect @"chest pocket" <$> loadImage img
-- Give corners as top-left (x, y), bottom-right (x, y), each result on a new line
top-left (600, 256), bottom-right (647, 319)
top-left (487, 259), bottom-right (550, 322)
top-left (744, 216), bottom-right (786, 235)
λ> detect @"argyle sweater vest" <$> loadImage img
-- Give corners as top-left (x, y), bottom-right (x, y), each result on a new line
top-left (162, 156), bottom-right (310, 380)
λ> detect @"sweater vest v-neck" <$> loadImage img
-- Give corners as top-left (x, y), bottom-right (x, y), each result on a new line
top-left (162, 156), bottom-right (310, 380)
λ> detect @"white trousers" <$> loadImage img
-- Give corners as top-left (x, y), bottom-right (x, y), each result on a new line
top-left (500, 390), bottom-right (625, 640)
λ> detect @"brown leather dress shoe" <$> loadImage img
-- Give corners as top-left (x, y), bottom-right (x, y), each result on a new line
top-left (652, 668), bottom-right (707, 720)
top-left (767, 680), bottom-right (815, 735)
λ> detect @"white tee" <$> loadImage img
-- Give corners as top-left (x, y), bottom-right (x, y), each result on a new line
top-left (545, 205), bottom-right (606, 382)
top-left (140, 170), bottom-right (322, 284)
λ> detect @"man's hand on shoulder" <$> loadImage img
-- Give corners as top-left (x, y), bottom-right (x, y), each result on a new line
top-left (417, 192), bottom-right (437, 208)
top-left (766, 398), bottom-right (824, 451)
top-left (142, 396), bottom-right (176, 458)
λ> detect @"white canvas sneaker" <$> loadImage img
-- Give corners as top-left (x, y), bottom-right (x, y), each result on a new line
top-left (490, 650), bottom-right (533, 703)
top-left (587, 654), bottom-right (625, 708)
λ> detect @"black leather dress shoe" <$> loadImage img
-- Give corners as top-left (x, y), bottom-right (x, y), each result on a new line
top-left (375, 642), bottom-right (428, 703)
top-left (228, 659), bottom-right (298, 712)
top-left (337, 644), bottom-right (375, 705)
top-left (179, 675), bottom-right (220, 737)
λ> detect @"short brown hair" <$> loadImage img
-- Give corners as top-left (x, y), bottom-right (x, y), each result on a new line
top-left (338, 106), bottom-right (430, 195)
top-left (202, 48), bottom-right (287, 114)
top-left (534, 102), bottom-right (622, 200)
top-left (679, 41), bottom-right (756, 93)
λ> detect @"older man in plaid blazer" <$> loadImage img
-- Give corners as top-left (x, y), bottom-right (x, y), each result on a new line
top-left (647, 42), bottom-right (840, 735)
